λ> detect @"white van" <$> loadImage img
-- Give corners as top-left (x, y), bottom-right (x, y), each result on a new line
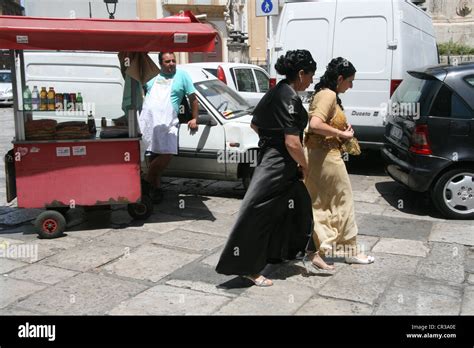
top-left (270, 0), bottom-right (439, 148)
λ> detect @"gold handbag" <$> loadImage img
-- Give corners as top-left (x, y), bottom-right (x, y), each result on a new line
top-left (341, 137), bottom-right (361, 156)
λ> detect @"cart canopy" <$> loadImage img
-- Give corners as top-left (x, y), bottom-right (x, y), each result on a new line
top-left (0, 11), bottom-right (216, 52)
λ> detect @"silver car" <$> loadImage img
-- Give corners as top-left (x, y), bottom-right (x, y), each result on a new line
top-left (0, 70), bottom-right (13, 106)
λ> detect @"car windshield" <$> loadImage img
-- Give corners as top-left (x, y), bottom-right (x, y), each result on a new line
top-left (0, 72), bottom-right (11, 83)
top-left (195, 79), bottom-right (252, 119)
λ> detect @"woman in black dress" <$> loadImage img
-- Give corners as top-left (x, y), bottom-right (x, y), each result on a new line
top-left (215, 50), bottom-right (317, 287)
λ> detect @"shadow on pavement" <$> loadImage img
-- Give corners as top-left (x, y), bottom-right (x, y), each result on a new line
top-left (374, 181), bottom-right (445, 219)
top-left (345, 149), bottom-right (387, 176)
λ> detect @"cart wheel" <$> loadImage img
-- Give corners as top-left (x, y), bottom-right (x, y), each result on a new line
top-left (35, 210), bottom-right (66, 239)
top-left (128, 195), bottom-right (154, 220)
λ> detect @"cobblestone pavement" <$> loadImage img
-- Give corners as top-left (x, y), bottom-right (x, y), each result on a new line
top-left (0, 106), bottom-right (473, 315)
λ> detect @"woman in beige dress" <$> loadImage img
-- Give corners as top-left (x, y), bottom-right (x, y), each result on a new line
top-left (304, 57), bottom-right (375, 271)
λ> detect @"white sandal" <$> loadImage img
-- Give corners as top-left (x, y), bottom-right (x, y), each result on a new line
top-left (345, 255), bottom-right (375, 264)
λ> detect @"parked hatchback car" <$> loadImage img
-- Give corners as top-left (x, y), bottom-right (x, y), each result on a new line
top-left (0, 70), bottom-right (13, 106)
top-left (382, 63), bottom-right (474, 219)
top-left (143, 65), bottom-right (259, 188)
top-left (186, 62), bottom-right (270, 106)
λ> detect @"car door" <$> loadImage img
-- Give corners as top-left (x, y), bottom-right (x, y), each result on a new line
top-left (427, 82), bottom-right (474, 160)
top-left (166, 95), bottom-right (227, 179)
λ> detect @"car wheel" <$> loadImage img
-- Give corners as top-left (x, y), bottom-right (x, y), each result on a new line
top-left (432, 167), bottom-right (474, 219)
top-left (241, 164), bottom-right (255, 191)
top-left (35, 210), bottom-right (67, 239)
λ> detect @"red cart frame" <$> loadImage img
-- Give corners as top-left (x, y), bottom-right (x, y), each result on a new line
top-left (0, 12), bottom-right (216, 238)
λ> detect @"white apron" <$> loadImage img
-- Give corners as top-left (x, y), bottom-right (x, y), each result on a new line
top-left (138, 76), bottom-right (178, 154)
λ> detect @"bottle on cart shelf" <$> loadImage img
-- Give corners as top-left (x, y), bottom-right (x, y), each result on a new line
top-left (55, 93), bottom-right (64, 111)
top-left (76, 92), bottom-right (83, 111)
top-left (101, 117), bottom-right (107, 128)
top-left (87, 111), bottom-right (96, 136)
top-left (63, 93), bottom-right (70, 111)
top-left (31, 86), bottom-right (39, 111)
top-left (47, 87), bottom-right (56, 111)
top-left (23, 86), bottom-right (32, 111)
top-left (39, 87), bottom-right (48, 111)
top-left (69, 93), bottom-right (76, 111)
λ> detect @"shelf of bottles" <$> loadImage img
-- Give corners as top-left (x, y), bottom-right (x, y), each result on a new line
top-left (21, 85), bottom-right (98, 141)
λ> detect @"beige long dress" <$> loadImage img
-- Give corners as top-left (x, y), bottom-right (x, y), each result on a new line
top-left (304, 89), bottom-right (358, 256)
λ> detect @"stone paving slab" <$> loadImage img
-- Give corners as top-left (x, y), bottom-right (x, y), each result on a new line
top-left (177, 213), bottom-right (235, 238)
top-left (165, 194), bottom-right (240, 216)
top-left (0, 258), bottom-right (28, 274)
top-left (8, 264), bottom-right (79, 285)
top-left (166, 260), bottom-right (247, 298)
top-left (165, 279), bottom-right (238, 298)
top-left (356, 215), bottom-right (432, 241)
top-left (0, 209), bottom-right (43, 226)
top-left (267, 261), bottom-right (340, 291)
top-left (318, 253), bottom-right (420, 305)
top-left (89, 228), bottom-right (163, 248)
top-left (101, 244), bottom-right (201, 283)
top-left (15, 273), bottom-right (147, 315)
top-left (468, 274), bottom-right (474, 285)
top-left (152, 229), bottom-right (226, 252)
top-left (201, 249), bottom-right (223, 268)
top-left (215, 279), bottom-right (314, 315)
top-left (356, 235), bottom-right (380, 252)
top-left (391, 275), bottom-right (464, 299)
top-left (416, 242), bottom-right (465, 284)
top-left (108, 284), bottom-right (230, 315)
top-left (134, 212), bottom-right (197, 234)
top-left (40, 241), bottom-right (126, 272)
top-left (63, 227), bottom-right (113, 242)
top-left (372, 238), bottom-right (430, 258)
top-left (461, 286), bottom-right (474, 315)
top-left (0, 306), bottom-right (41, 315)
top-left (0, 223), bottom-right (38, 240)
top-left (375, 285), bottom-right (462, 315)
top-left (0, 277), bottom-right (47, 309)
top-left (295, 296), bottom-right (374, 315)
top-left (354, 202), bottom-right (386, 216)
top-left (429, 223), bottom-right (474, 246)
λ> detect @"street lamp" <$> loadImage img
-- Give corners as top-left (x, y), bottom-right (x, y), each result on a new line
top-left (104, 0), bottom-right (118, 19)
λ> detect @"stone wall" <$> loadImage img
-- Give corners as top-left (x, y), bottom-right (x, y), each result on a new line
top-left (424, 0), bottom-right (474, 46)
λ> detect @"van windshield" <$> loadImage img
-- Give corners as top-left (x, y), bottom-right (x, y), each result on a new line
top-left (392, 74), bottom-right (441, 117)
top-left (0, 72), bottom-right (11, 83)
top-left (194, 80), bottom-right (252, 119)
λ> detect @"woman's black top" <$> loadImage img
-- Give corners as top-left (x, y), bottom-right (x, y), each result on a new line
top-left (251, 79), bottom-right (308, 143)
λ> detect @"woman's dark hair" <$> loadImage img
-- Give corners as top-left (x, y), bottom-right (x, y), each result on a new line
top-left (313, 57), bottom-right (356, 110)
top-left (274, 49), bottom-right (317, 82)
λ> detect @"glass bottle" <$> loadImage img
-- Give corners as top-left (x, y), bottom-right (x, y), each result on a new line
top-left (23, 86), bottom-right (32, 111)
top-left (31, 86), bottom-right (39, 111)
top-left (39, 87), bottom-right (48, 111)
top-left (87, 111), bottom-right (96, 136)
top-left (47, 87), bottom-right (56, 111)
top-left (76, 92), bottom-right (83, 111)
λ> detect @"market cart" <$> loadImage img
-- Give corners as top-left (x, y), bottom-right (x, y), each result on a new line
top-left (0, 13), bottom-right (216, 238)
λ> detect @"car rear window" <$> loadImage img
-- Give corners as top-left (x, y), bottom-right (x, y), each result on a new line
top-left (203, 68), bottom-right (218, 77)
top-left (232, 68), bottom-right (257, 92)
top-left (0, 72), bottom-right (11, 83)
top-left (464, 75), bottom-right (474, 88)
top-left (391, 74), bottom-right (440, 117)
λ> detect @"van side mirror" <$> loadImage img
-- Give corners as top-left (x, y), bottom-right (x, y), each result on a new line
top-left (197, 113), bottom-right (218, 126)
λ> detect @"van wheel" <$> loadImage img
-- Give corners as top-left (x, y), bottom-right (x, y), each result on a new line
top-left (431, 167), bottom-right (474, 219)
top-left (241, 164), bottom-right (255, 191)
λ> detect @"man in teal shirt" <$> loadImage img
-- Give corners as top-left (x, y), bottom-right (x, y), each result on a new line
top-left (140, 52), bottom-right (199, 202)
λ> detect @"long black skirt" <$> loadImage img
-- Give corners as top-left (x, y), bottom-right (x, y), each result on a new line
top-left (215, 145), bottom-right (313, 276)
